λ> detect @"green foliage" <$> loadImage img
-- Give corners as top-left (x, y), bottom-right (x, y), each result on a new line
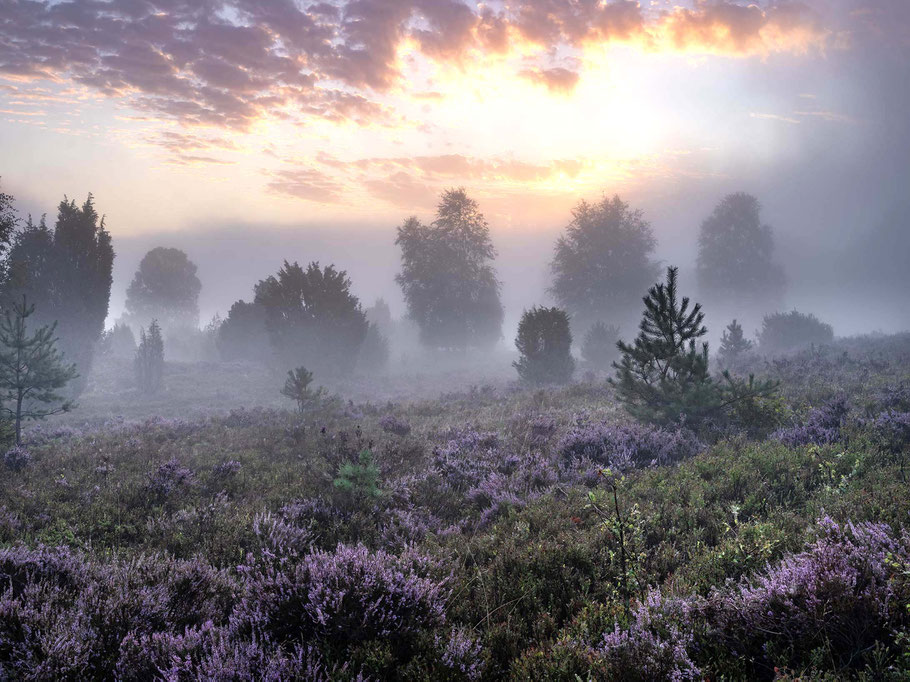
top-left (124, 247), bottom-right (201, 331)
top-left (280, 366), bottom-right (324, 413)
top-left (581, 321), bottom-right (620, 369)
top-left (217, 299), bottom-right (268, 362)
top-left (717, 318), bottom-right (754, 371)
top-left (0, 296), bottom-right (78, 444)
top-left (759, 310), bottom-right (835, 355)
top-left (0, 178), bottom-right (18, 283)
top-left (99, 322), bottom-right (136, 359)
top-left (395, 188), bottom-right (503, 350)
top-left (333, 448), bottom-right (382, 501)
top-left (134, 320), bottom-right (164, 395)
top-left (696, 192), bottom-right (785, 305)
top-left (255, 260), bottom-right (368, 375)
top-left (549, 194), bottom-right (659, 330)
top-left (358, 322), bottom-right (390, 373)
top-left (3, 194), bottom-right (113, 396)
top-left (513, 306), bottom-right (575, 385)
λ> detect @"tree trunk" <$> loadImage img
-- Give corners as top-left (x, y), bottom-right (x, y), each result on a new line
top-left (15, 393), bottom-right (22, 446)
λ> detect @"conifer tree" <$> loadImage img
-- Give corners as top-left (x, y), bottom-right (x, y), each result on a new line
top-left (612, 267), bottom-right (777, 428)
top-left (717, 319), bottom-right (754, 371)
top-left (281, 366), bottom-right (324, 413)
top-left (0, 296), bottom-right (78, 445)
top-left (513, 306), bottom-right (575, 385)
top-left (611, 267), bottom-right (714, 425)
top-left (134, 320), bottom-right (164, 394)
top-left (581, 321), bottom-right (621, 369)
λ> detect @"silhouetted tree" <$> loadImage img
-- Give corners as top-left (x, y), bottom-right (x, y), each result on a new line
top-left (550, 194), bottom-right (659, 331)
top-left (254, 261), bottom-right (368, 375)
top-left (99, 322), bottom-right (136, 359)
top-left (217, 300), bottom-right (269, 362)
top-left (0, 296), bottom-right (78, 445)
top-left (365, 298), bottom-right (394, 338)
top-left (4, 195), bottom-right (113, 395)
top-left (696, 193), bottom-right (785, 307)
top-left (717, 319), bottom-right (754, 371)
top-left (281, 366), bottom-right (324, 413)
top-left (396, 188), bottom-right (503, 350)
top-left (135, 320), bottom-right (164, 394)
top-left (757, 310), bottom-right (834, 355)
top-left (124, 247), bottom-right (201, 331)
top-left (357, 322), bottom-right (390, 373)
top-left (612, 267), bottom-right (777, 428)
top-left (0, 179), bottom-right (18, 283)
top-left (581, 321), bottom-right (620, 369)
top-left (513, 306), bottom-right (575, 385)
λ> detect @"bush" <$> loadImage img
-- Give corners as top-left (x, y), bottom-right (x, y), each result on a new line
top-left (379, 414), bottom-right (411, 437)
top-left (773, 396), bottom-right (848, 446)
top-left (513, 306), bottom-right (575, 385)
top-left (3, 445), bottom-right (30, 471)
top-left (581, 321), bottom-right (620, 369)
top-left (758, 310), bottom-right (834, 355)
top-left (558, 421), bottom-right (704, 470)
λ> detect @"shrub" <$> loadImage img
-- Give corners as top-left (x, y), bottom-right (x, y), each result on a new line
top-left (232, 544), bottom-right (447, 645)
top-left (147, 458), bottom-right (196, 499)
top-left (513, 306), bottom-right (575, 385)
top-left (3, 445), bottom-right (30, 471)
top-left (379, 414), bottom-right (411, 437)
top-left (280, 366), bottom-right (324, 413)
top-left (758, 310), bottom-right (834, 355)
top-left (581, 321), bottom-right (620, 369)
top-left (333, 449), bottom-right (382, 501)
top-left (558, 421), bottom-right (704, 470)
top-left (773, 396), bottom-right (848, 446)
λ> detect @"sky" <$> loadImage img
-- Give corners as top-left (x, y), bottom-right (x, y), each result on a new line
top-left (1, 0), bottom-right (908, 333)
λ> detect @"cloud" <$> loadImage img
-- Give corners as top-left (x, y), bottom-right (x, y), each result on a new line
top-left (266, 168), bottom-right (344, 203)
top-left (519, 67), bottom-right (580, 94)
top-left (0, 0), bottom-right (844, 136)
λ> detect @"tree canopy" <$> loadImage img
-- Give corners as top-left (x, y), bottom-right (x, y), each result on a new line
top-left (124, 247), bottom-right (201, 331)
top-left (550, 194), bottom-right (659, 331)
top-left (254, 260), bottom-right (368, 375)
top-left (396, 188), bottom-right (503, 350)
top-left (696, 193), bottom-right (785, 306)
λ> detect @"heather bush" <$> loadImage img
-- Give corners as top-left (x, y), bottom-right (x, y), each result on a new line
top-left (147, 458), bottom-right (196, 499)
top-left (3, 445), bottom-right (30, 471)
top-left (558, 421), bottom-right (704, 470)
top-left (379, 413), bottom-right (412, 437)
top-left (232, 543), bottom-right (447, 645)
top-left (773, 396), bottom-right (849, 446)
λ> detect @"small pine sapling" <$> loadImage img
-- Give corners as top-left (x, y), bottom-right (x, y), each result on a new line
top-left (281, 366), bottom-right (325, 413)
top-left (0, 296), bottom-right (78, 445)
top-left (717, 319), bottom-right (754, 371)
top-left (134, 320), bottom-right (165, 394)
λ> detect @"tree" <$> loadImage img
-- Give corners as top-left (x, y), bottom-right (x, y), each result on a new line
top-left (717, 319), bottom-right (754, 372)
top-left (696, 193), bottom-right (785, 307)
top-left (124, 247), bottom-right (202, 331)
top-left (365, 298), bottom-right (394, 338)
top-left (217, 300), bottom-right (269, 362)
top-left (581, 321), bottom-right (621, 369)
top-left (396, 188), bottom-right (503, 350)
top-left (99, 322), bottom-right (137, 359)
top-left (550, 194), bottom-right (659, 331)
top-left (0, 179), bottom-right (18, 283)
top-left (611, 267), bottom-right (777, 428)
top-left (4, 195), bottom-right (113, 396)
top-left (757, 310), bottom-right (834, 355)
top-left (357, 322), bottom-right (390, 373)
top-left (513, 306), bottom-right (575, 385)
top-left (611, 267), bottom-right (713, 425)
top-left (0, 296), bottom-right (78, 445)
top-left (281, 366), bottom-right (324, 413)
top-left (254, 261), bottom-right (368, 375)
top-left (135, 320), bottom-right (164, 394)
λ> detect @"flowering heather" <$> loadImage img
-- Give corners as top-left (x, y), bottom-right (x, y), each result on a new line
top-left (558, 421), bottom-right (704, 470)
top-left (146, 458), bottom-right (196, 499)
top-left (773, 396), bottom-right (849, 446)
top-left (232, 543), bottom-right (448, 645)
top-left (379, 414), bottom-right (412, 436)
top-left (3, 446), bottom-right (31, 471)
top-left (211, 459), bottom-right (242, 478)
top-left (437, 627), bottom-right (486, 679)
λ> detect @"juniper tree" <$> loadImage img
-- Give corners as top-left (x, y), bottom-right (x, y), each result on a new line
top-left (582, 321), bottom-right (621, 369)
top-left (513, 306), bottom-right (575, 385)
top-left (0, 296), bottom-right (78, 445)
top-left (134, 320), bottom-right (164, 394)
top-left (612, 267), bottom-right (777, 429)
top-left (717, 319), bottom-right (754, 371)
top-left (281, 366), bottom-right (324, 413)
